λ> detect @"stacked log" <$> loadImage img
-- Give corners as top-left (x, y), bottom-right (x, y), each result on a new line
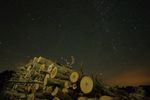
top-left (5, 56), bottom-right (115, 100)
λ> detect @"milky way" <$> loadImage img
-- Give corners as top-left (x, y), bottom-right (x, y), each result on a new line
top-left (0, 0), bottom-right (150, 85)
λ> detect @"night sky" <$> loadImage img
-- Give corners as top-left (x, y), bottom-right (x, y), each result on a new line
top-left (0, 0), bottom-right (150, 85)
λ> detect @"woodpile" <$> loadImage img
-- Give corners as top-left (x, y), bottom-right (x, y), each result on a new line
top-left (4, 56), bottom-right (119, 100)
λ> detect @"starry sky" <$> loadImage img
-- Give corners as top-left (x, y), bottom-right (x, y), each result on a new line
top-left (0, 0), bottom-right (150, 85)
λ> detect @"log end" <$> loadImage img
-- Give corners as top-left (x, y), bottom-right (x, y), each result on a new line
top-left (47, 63), bottom-right (55, 72)
top-left (64, 81), bottom-right (71, 89)
top-left (51, 87), bottom-right (59, 96)
top-left (39, 64), bottom-right (45, 72)
top-left (44, 74), bottom-right (50, 86)
top-left (51, 67), bottom-right (57, 79)
top-left (99, 95), bottom-right (113, 100)
top-left (70, 71), bottom-right (80, 83)
top-left (77, 96), bottom-right (87, 100)
top-left (62, 88), bottom-right (68, 93)
top-left (72, 84), bottom-right (77, 90)
top-left (80, 76), bottom-right (93, 94)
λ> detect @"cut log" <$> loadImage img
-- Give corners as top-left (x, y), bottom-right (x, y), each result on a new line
top-left (47, 63), bottom-right (55, 72)
top-left (50, 67), bottom-right (69, 80)
top-left (99, 95), bottom-right (113, 100)
top-left (72, 83), bottom-right (77, 90)
top-left (14, 85), bottom-right (29, 93)
top-left (27, 93), bottom-right (35, 100)
top-left (31, 83), bottom-right (40, 93)
top-left (16, 87), bottom-right (26, 93)
top-left (44, 75), bottom-right (69, 88)
top-left (48, 79), bottom-right (69, 88)
top-left (62, 88), bottom-right (75, 97)
top-left (27, 85), bottom-right (32, 92)
top-left (54, 88), bottom-right (73, 100)
top-left (51, 87), bottom-right (59, 96)
top-left (40, 70), bottom-right (51, 75)
top-left (64, 81), bottom-right (72, 89)
top-left (38, 57), bottom-right (74, 76)
top-left (56, 64), bottom-right (73, 75)
top-left (45, 86), bottom-right (53, 94)
top-left (40, 63), bottom-right (55, 75)
top-left (5, 91), bottom-right (27, 98)
top-left (32, 57), bottom-right (38, 64)
top-left (32, 63), bottom-right (45, 72)
top-left (27, 65), bottom-right (33, 72)
top-left (34, 72), bottom-right (45, 82)
top-left (44, 74), bottom-right (50, 86)
top-left (24, 70), bottom-right (32, 78)
top-left (30, 71), bottom-right (43, 81)
top-left (62, 88), bottom-right (69, 93)
top-left (80, 76), bottom-right (94, 94)
top-left (35, 92), bottom-right (46, 99)
top-left (39, 64), bottom-right (46, 72)
top-left (37, 56), bottom-right (53, 66)
top-left (70, 71), bottom-right (81, 83)
top-left (16, 71), bottom-right (26, 76)
top-left (78, 96), bottom-right (87, 100)
top-left (23, 64), bottom-right (35, 78)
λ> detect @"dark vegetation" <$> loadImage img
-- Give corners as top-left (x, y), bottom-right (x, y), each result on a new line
top-left (0, 70), bottom-right (15, 99)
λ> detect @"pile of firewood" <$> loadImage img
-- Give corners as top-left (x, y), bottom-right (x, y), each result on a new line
top-left (4, 57), bottom-right (116, 100)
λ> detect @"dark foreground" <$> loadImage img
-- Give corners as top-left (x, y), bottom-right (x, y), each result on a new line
top-left (0, 57), bottom-right (150, 100)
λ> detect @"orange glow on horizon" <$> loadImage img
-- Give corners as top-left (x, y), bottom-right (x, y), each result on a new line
top-left (105, 70), bottom-right (150, 86)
